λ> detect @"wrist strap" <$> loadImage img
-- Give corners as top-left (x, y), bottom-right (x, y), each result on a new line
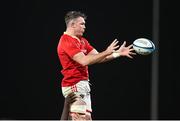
top-left (112, 52), bottom-right (120, 58)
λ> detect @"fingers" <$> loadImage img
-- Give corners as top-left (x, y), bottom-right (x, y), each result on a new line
top-left (129, 48), bottom-right (135, 52)
top-left (114, 45), bottom-right (120, 50)
top-left (127, 44), bottom-right (133, 49)
top-left (71, 95), bottom-right (79, 103)
top-left (112, 39), bottom-right (118, 44)
top-left (127, 51), bottom-right (137, 58)
top-left (114, 39), bottom-right (119, 45)
top-left (111, 40), bottom-right (137, 58)
top-left (127, 55), bottom-right (133, 59)
top-left (110, 39), bottom-right (119, 46)
top-left (68, 92), bottom-right (75, 97)
top-left (106, 39), bottom-right (120, 53)
top-left (130, 52), bottom-right (137, 55)
top-left (120, 41), bottom-right (126, 47)
top-left (67, 92), bottom-right (79, 103)
top-left (68, 92), bottom-right (77, 99)
top-left (109, 39), bottom-right (137, 55)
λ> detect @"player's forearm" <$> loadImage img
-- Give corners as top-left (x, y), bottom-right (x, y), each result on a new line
top-left (98, 52), bottom-right (121, 63)
top-left (98, 54), bottom-right (115, 63)
top-left (82, 50), bottom-right (111, 66)
top-left (60, 103), bottom-right (70, 120)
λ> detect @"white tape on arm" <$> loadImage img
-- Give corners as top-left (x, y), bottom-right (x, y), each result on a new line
top-left (70, 104), bottom-right (87, 114)
top-left (112, 52), bottom-right (120, 58)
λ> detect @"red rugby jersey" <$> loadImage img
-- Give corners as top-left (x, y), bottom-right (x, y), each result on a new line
top-left (57, 33), bottom-right (94, 87)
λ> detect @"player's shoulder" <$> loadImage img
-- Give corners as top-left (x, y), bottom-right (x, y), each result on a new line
top-left (60, 34), bottom-right (73, 43)
top-left (60, 34), bottom-right (69, 40)
top-left (81, 37), bottom-right (89, 43)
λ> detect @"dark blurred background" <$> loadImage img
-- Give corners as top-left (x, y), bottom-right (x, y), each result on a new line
top-left (2, 0), bottom-right (179, 120)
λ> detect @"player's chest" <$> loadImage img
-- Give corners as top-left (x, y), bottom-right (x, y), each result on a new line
top-left (75, 40), bottom-right (87, 54)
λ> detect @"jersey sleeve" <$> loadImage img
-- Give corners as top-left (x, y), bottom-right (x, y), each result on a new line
top-left (61, 38), bottom-right (82, 58)
top-left (84, 39), bottom-right (94, 53)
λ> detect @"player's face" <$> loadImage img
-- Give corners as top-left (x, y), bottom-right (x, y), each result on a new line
top-left (73, 17), bottom-right (86, 37)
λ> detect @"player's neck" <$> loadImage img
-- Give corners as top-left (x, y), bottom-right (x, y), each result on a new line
top-left (65, 29), bottom-right (74, 36)
top-left (64, 30), bottom-right (81, 42)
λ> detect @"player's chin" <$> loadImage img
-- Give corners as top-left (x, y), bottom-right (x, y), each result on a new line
top-left (81, 30), bottom-right (85, 34)
top-left (78, 33), bottom-right (84, 36)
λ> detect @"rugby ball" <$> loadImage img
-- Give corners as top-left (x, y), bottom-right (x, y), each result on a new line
top-left (133, 38), bottom-right (155, 55)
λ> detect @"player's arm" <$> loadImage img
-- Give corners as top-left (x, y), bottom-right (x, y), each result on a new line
top-left (60, 93), bottom-right (78, 120)
top-left (89, 41), bottom-right (136, 63)
top-left (72, 39), bottom-right (119, 66)
top-left (87, 49), bottom-right (116, 63)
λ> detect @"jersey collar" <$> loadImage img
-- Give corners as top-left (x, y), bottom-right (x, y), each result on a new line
top-left (64, 32), bottom-right (81, 42)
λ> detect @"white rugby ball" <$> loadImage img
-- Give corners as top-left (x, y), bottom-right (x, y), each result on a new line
top-left (133, 38), bottom-right (155, 55)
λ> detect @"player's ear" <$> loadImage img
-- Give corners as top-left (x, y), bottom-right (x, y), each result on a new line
top-left (71, 20), bottom-right (77, 28)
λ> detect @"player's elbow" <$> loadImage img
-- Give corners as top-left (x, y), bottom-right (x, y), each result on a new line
top-left (73, 53), bottom-right (90, 66)
top-left (73, 58), bottom-right (89, 66)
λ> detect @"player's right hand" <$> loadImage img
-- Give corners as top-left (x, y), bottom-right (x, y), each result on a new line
top-left (65, 92), bottom-right (79, 105)
top-left (106, 39), bottom-right (119, 55)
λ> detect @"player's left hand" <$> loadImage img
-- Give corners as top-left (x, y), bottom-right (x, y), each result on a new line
top-left (116, 41), bottom-right (136, 58)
